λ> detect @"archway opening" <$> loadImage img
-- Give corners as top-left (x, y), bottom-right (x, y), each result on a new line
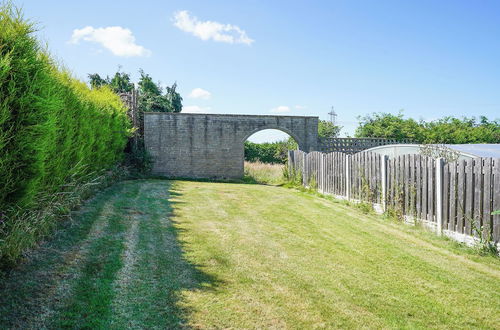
top-left (243, 129), bottom-right (299, 184)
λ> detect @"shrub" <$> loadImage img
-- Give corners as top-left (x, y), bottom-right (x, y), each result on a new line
top-left (0, 3), bottom-right (130, 264)
top-left (244, 139), bottom-right (297, 164)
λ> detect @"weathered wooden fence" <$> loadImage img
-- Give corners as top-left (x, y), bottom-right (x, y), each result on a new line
top-left (289, 150), bottom-right (500, 244)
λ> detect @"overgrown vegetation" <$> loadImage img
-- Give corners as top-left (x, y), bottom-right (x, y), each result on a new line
top-left (419, 144), bottom-right (461, 162)
top-left (462, 206), bottom-right (499, 256)
top-left (355, 111), bottom-right (500, 143)
top-left (0, 3), bottom-right (130, 265)
top-left (243, 161), bottom-right (285, 185)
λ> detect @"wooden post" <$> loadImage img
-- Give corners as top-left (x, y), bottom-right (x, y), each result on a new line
top-left (435, 157), bottom-right (445, 235)
top-left (346, 155), bottom-right (351, 200)
top-left (381, 155), bottom-right (388, 211)
top-left (320, 153), bottom-right (326, 194)
top-left (302, 153), bottom-right (307, 186)
top-left (493, 159), bottom-right (500, 242)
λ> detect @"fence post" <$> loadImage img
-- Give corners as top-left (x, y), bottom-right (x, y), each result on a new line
top-left (319, 153), bottom-right (324, 193)
top-left (435, 157), bottom-right (445, 235)
top-left (381, 155), bottom-right (388, 211)
top-left (346, 155), bottom-right (351, 200)
top-left (302, 153), bottom-right (307, 186)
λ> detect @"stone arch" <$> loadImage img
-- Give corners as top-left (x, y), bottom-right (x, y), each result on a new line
top-left (144, 113), bottom-right (319, 178)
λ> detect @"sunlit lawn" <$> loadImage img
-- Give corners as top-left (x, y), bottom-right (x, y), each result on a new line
top-left (1, 179), bottom-right (499, 329)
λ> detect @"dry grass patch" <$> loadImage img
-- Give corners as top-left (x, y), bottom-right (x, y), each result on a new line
top-left (244, 161), bottom-right (285, 185)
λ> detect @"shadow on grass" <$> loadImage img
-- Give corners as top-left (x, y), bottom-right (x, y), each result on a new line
top-left (0, 180), bottom-right (222, 329)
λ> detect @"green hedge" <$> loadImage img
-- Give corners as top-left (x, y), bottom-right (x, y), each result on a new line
top-left (0, 5), bottom-right (129, 261)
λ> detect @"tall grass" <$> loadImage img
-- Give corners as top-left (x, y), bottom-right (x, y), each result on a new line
top-left (243, 161), bottom-right (285, 185)
top-left (0, 3), bottom-right (130, 265)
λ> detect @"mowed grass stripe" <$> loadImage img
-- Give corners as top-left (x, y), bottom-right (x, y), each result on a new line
top-left (49, 181), bottom-right (142, 328)
top-left (0, 182), bottom-right (129, 328)
top-left (109, 181), bottom-right (211, 329)
top-left (171, 181), bottom-right (500, 329)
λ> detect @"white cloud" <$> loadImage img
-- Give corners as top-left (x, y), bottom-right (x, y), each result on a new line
top-left (270, 105), bottom-right (291, 113)
top-left (69, 26), bottom-right (151, 57)
top-left (182, 105), bottom-right (212, 113)
top-left (189, 88), bottom-right (211, 99)
top-left (295, 105), bottom-right (307, 110)
top-left (173, 10), bottom-right (254, 45)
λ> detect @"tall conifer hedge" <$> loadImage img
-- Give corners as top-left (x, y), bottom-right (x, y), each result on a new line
top-left (0, 4), bottom-right (130, 262)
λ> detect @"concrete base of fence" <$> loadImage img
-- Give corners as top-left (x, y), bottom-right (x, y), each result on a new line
top-left (404, 216), bottom-right (500, 253)
top-left (442, 230), bottom-right (500, 252)
top-left (443, 230), bottom-right (479, 247)
top-left (319, 190), bottom-right (385, 215)
top-left (403, 215), bottom-right (438, 231)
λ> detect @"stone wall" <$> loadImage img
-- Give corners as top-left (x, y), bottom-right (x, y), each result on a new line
top-left (144, 113), bottom-right (318, 178)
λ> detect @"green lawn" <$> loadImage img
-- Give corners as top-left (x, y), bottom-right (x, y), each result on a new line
top-left (1, 179), bottom-right (499, 329)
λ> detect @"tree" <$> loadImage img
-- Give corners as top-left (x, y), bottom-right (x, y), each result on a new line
top-left (318, 120), bottom-right (342, 139)
top-left (244, 139), bottom-right (297, 164)
top-left (137, 70), bottom-right (183, 113)
top-left (355, 111), bottom-right (500, 144)
top-left (355, 111), bottom-right (423, 141)
top-left (87, 70), bottom-right (134, 93)
top-left (165, 82), bottom-right (183, 113)
top-left (137, 69), bottom-right (161, 96)
top-left (108, 71), bottom-right (134, 93)
top-left (88, 73), bottom-right (108, 89)
top-left (88, 69), bottom-right (183, 113)
top-left (422, 116), bottom-right (500, 144)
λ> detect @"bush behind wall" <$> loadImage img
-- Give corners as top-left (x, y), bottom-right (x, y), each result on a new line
top-left (0, 4), bottom-right (130, 263)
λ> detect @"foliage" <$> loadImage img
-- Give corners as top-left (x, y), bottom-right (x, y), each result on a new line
top-left (244, 140), bottom-right (296, 164)
top-left (89, 68), bottom-right (183, 113)
top-left (165, 82), bottom-right (183, 113)
top-left (355, 111), bottom-right (423, 141)
top-left (318, 119), bottom-right (342, 139)
top-left (0, 3), bottom-right (130, 263)
top-left (137, 69), bottom-right (161, 95)
top-left (355, 111), bottom-right (500, 143)
top-left (423, 116), bottom-right (500, 144)
top-left (418, 144), bottom-right (460, 162)
top-left (88, 70), bottom-right (134, 93)
top-left (138, 77), bottom-right (182, 113)
top-left (463, 208), bottom-right (499, 256)
top-left (123, 143), bottom-right (153, 177)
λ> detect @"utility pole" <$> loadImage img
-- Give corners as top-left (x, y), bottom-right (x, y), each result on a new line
top-left (328, 106), bottom-right (337, 125)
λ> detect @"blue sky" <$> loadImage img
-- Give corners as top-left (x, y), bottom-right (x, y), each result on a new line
top-left (20, 0), bottom-right (500, 142)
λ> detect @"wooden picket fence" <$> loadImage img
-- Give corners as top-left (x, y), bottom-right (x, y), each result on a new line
top-left (288, 150), bottom-right (500, 244)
